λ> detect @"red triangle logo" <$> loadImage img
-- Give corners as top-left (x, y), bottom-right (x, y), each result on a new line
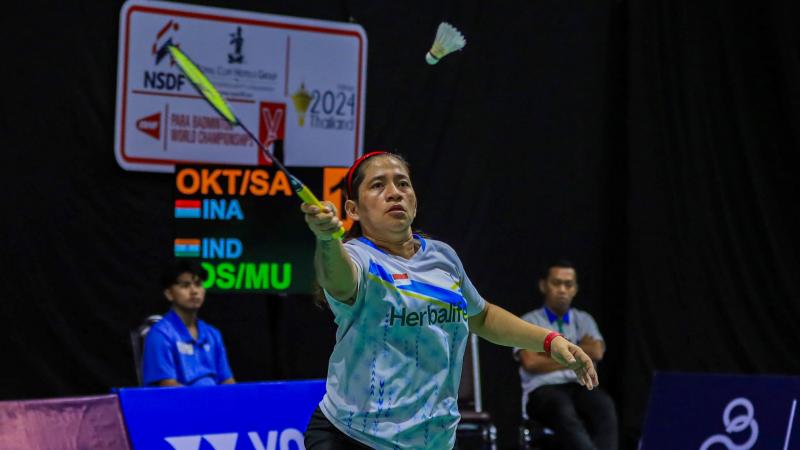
top-left (136, 112), bottom-right (161, 140)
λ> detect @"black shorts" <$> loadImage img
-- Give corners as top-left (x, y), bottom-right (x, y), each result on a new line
top-left (304, 406), bottom-right (374, 450)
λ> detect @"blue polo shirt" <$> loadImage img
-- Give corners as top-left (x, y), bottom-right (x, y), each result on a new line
top-left (142, 309), bottom-right (233, 386)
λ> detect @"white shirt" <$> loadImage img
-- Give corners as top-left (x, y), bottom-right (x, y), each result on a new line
top-left (513, 306), bottom-right (604, 418)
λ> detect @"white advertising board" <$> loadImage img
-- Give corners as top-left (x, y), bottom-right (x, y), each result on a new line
top-left (115, 0), bottom-right (366, 172)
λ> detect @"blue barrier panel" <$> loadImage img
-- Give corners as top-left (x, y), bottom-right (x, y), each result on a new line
top-left (116, 379), bottom-right (326, 450)
top-left (641, 372), bottom-right (799, 450)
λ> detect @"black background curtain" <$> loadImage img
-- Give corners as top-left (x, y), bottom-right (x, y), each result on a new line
top-left (1, 1), bottom-right (797, 449)
top-left (622, 0), bottom-right (800, 445)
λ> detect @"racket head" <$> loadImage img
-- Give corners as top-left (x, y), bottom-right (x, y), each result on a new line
top-left (167, 44), bottom-right (342, 240)
top-left (167, 44), bottom-right (238, 125)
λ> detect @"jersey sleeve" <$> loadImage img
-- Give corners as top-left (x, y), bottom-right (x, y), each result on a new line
top-left (439, 242), bottom-right (486, 317)
top-left (142, 327), bottom-right (177, 386)
top-left (459, 268), bottom-right (486, 317)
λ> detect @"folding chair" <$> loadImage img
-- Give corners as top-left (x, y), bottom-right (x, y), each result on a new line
top-left (129, 315), bottom-right (162, 386)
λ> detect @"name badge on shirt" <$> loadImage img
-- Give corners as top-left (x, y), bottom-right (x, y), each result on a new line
top-left (392, 273), bottom-right (412, 286)
top-left (203, 343), bottom-right (211, 352)
top-left (177, 341), bottom-right (194, 355)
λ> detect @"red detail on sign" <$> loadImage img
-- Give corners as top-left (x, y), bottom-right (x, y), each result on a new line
top-left (258, 102), bottom-right (286, 166)
top-left (136, 112), bottom-right (161, 140)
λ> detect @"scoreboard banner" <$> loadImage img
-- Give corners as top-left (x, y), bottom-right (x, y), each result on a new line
top-left (116, 0), bottom-right (366, 172)
top-left (174, 165), bottom-right (353, 294)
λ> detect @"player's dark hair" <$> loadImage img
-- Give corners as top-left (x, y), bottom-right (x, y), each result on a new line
top-left (160, 260), bottom-right (208, 290)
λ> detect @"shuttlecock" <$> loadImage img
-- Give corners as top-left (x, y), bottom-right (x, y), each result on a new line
top-left (426, 22), bottom-right (466, 65)
top-left (290, 83), bottom-right (312, 126)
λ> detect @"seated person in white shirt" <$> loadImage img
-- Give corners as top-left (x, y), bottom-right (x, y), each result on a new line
top-left (515, 260), bottom-right (617, 450)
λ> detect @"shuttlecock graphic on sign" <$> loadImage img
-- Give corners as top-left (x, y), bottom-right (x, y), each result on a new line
top-left (426, 22), bottom-right (466, 65)
top-left (290, 83), bottom-right (312, 126)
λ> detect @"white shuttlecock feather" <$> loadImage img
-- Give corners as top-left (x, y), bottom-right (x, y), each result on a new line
top-left (426, 22), bottom-right (466, 65)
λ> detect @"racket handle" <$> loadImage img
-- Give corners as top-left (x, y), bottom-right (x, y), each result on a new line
top-left (296, 185), bottom-right (346, 240)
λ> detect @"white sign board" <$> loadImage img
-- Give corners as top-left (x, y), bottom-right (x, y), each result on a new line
top-left (115, 0), bottom-right (367, 172)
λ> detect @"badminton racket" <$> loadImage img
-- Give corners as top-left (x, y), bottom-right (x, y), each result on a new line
top-left (167, 43), bottom-right (346, 240)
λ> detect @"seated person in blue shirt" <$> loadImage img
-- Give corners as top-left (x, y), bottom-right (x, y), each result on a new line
top-left (514, 260), bottom-right (617, 450)
top-left (142, 260), bottom-right (235, 387)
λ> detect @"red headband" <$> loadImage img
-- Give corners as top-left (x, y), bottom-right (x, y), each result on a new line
top-left (346, 151), bottom-right (388, 198)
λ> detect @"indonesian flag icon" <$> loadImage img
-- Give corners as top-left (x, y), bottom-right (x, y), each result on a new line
top-left (392, 273), bottom-right (411, 286)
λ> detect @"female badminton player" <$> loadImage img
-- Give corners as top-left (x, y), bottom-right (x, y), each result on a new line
top-left (301, 152), bottom-right (598, 449)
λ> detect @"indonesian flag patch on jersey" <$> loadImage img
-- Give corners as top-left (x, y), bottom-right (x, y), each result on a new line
top-left (392, 273), bottom-right (412, 286)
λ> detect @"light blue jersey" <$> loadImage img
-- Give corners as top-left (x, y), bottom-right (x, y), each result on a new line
top-left (320, 235), bottom-right (486, 449)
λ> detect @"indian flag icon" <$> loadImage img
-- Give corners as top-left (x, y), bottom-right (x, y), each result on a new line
top-left (174, 238), bottom-right (201, 257)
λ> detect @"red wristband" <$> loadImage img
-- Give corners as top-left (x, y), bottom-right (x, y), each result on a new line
top-left (543, 331), bottom-right (562, 354)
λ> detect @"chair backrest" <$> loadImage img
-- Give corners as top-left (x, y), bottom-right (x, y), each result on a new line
top-left (458, 333), bottom-right (484, 412)
top-left (130, 315), bottom-right (162, 386)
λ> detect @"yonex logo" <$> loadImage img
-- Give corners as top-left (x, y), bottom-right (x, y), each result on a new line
top-left (164, 428), bottom-right (304, 450)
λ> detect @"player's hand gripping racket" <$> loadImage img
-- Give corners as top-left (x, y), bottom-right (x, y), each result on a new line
top-left (167, 44), bottom-right (346, 240)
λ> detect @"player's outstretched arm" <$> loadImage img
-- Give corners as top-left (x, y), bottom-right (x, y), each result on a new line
top-left (301, 202), bottom-right (357, 303)
top-left (468, 301), bottom-right (598, 389)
